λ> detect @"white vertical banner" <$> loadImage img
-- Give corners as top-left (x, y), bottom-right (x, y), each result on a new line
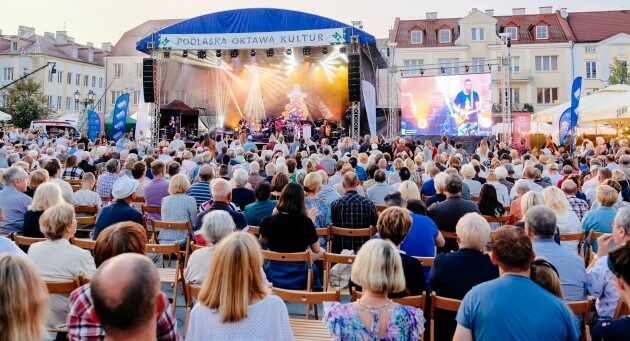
top-left (135, 88), bottom-right (151, 141)
top-left (361, 80), bottom-right (377, 136)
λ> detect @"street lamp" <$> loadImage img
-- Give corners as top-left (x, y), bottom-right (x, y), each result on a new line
top-left (75, 90), bottom-right (96, 133)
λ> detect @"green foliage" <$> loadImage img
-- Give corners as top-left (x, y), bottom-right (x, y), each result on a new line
top-left (6, 78), bottom-right (53, 128)
top-left (522, 103), bottom-right (534, 113)
top-left (608, 58), bottom-right (629, 85)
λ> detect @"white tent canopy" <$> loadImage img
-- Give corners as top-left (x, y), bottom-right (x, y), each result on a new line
top-left (0, 110), bottom-right (11, 121)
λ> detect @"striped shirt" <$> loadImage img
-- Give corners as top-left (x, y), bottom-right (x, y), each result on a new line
top-left (187, 181), bottom-right (211, 210)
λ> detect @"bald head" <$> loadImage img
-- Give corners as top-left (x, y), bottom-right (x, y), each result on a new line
top-left (211, 178), bottom-right (232, 202)
top-left (199, 164), bottom-right (213, 181)
top-left (91, 254), bottom-right (162, 337)
top-left (561, 179), bottom-right (578, 195)
top-left (342, 171), bottom-right (359, 190)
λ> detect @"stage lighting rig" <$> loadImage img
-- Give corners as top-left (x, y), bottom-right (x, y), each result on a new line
top-left (163, 50), bottom-right (170, 58)
top-left (465, 65), bottom-right (469, 72)
top-left (182, 50), bottom-right (188, 58)
top-left (197, 50), bottom-right (207, 59)
top-left (440, 67), bottom-right (446, 74)
top-left (339, 46), bottom-right (347, 54)
top-left (230, 50), bottom-right (239, 58)
top-left (420, 69), bottom-right (424, 75)
top-left (322, 46), bottom-right (328, 54)
top-left (216, 50), bottom-right (222, 58)
top-left (266, 48), bottom-right (274, 57)
top-left (286, 48), bottom-right (293, 55)
top-left (250, 49), bottom-right (256, 57)
top-left (303, 47), bottom-right (311, 56)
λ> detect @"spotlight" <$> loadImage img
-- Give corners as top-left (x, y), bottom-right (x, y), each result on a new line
top-left (266, 48), bottom-right (274, 57)
top-left (339, 47), bottom-right (347, 54)
top-left (197, 50), bottom-right (206, 59)
top-left (230, 49), bottom-right (239, 58)
top-left (465, 65), bottom-right (469, 72)
top-left (420, 69), bottom-right (424, 75)
top-left (216, 50), bottom-right (222, 58)
top-left (182, 50), bottom-right (188, 58)
top-left (286, 48), bottom-right (292, 55)
top-left (250, 49), bottom-right (256, 57)
top-left (322, 46), bottom-right (328, 54)
top-left (303, 47), bottom-right (311, 56)
top-left (163, 50), bottom-right (170, 58)
top-left (441, 67), bottom-right (446, 74)
top-left (488, 63), bottom-right (492, 70)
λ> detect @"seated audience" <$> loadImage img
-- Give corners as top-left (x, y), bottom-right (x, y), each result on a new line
top-left (159, 173), bottom-right (197, 247)
top-left (62, 155), bottom-right (85, 180)
top-left (231, 168), bottom-right (256, 210)
top-left (195, 178), bottom-right (247, 234)
top-left (244, 181), bottom-right (277, 226)
top-left (315, 170), bottom-right (341, 205)
top-left (25, 168), bottom-right (49, 197)
top-left (303, 172), bottom-right (331, 229)
top-left (72, 172), bottom-right (101, 210)
top-left (187, 164), bottom-right (213, 210)
top-left (23, 182), bottom-right (65, 238)
top-left (561, 180), bottom-right (589, 220)
top-left (541, 186), bottom-right (582, 252)
top-left (0, 166), bottom-right (32, 235)
top-left (425, 172), bottom-right (447, 207)
top-left (582, 185), bottom-right (617, 252)
top-left (44, 158), bottom-right (73, 203)
top-left (366, 169), bottom-right (393, 205)
top-left (96, 159), bottom-right (120, 198)
top-left (93, 176), bottom-right (143, 239)
top-left (144, 160), bottom-right (170, 221)
top-left (477, 184), bottom-right (506, 230)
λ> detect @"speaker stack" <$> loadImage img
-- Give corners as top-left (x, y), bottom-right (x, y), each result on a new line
top-left (348, 54), bottom-right (361, 102)
top-left (142, 58), bottom-right (156, 103)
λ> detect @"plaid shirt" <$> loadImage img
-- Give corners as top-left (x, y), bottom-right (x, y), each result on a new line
top-left (62, 167), bottom-right (85, 181)
top-left (331, 190), bottom-right (377, 252)
top-left (566, 195), bottom-right (590, 220)
top-left (96, 172), bottom-right (119, 197)
top-left (67, 284), bottom-right (181, 341)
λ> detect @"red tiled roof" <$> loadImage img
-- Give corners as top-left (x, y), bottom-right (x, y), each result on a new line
top-left (392, 18), bottom-right (460, 48)
top-left (567, 10), bottom-right (630, 43)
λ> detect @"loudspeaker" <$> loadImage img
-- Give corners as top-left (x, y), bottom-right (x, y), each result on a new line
top-left (348, 54), bottom-right (361, 102)
top-left (142, 58), bottom-right (156, 103)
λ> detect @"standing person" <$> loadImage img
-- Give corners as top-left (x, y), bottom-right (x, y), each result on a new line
top-left (324, 239), bottom-right (425, 340)
top-left (0, 166), bottom-right (32, 235)
top-left (453, 226), bottom-right (578, 341)
top-left (452, 79), bottom-right (481, 136)
top-left (186, 232), bottom-right (294, 340)
top-left (143, 160), bottom-right (170, 221)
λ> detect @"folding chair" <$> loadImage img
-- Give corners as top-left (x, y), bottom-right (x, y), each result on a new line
top-left (246, 225), bottom-right (260, 235)
top-left (560, 232), bottom-right (585, 258)
top-left (471, 196), bottom-right (480, 203)
top-left (481, 215), bottom-right (511, 225)
top-left (273, 287), bottom-right (341, 320)
top-left (429, 292), bottom-right (462, 341)
top-left (614, 298), bottom-right (629, 319)
top-left (586, 231), bottom-right (605, 266)
top-left (327, 226), bottom-right (373, 253)
top-left (353, 291), bottom-right (426, 310)
top-left (566, 298), bottom-right (594, 341)
top-left (100, 196), bottom-right (113, 206)
top-left (261, 250), bottom-right (313, 291)
top-left (183, 283), bottom-right (202, 335)
top-left (503, 205), bottom-right (511, 214)
top-left (13, 235), bottom-right (45, 247)
top-left (76, 215), bottom-right (97, 236)
top-left (45, 277), bottom-right (83, 334)
top-left (413, 256), bottom-right (435, 267)
top-left (439, 230), bottom-right (457, 242)
top-left (323, 252), bottom-right (356, 292)
top-left (145, 243), bottom-right (186, 316)
top-left (141, 205), bottom-right (162, 241)
top-left (71, 238), bottom-right (96, 251)
top-left (375, 205), bottom-right (387, 213)
top-left (64, 179), bottom-right (82, 186)
top-left (75, 206), bottom-right (98, 215)
top-left (151, 220), bottom-right (193, 266)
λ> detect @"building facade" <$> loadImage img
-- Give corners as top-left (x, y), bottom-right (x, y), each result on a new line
top-left (0, 26), bottom-right (109, 120)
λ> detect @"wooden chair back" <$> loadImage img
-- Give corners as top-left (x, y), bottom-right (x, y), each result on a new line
top-left (75, 206), bottom-right (98, 215)
top-left (45, 277), bottom-right (82, 294)
top-left (503, 206), bottom-right (511, 213)
top-left (246, 226), bottom-right (260, 235)
top-left (131, 196), bottom-right (146, 203)
top-left (315, 227), bottom-right (330, 237)
top-left (413, 256), bottom-right (435, 267)
top-left (375, 205), bottom-right (387, 213)
top-left (183, 283), bottom-right (202, 335)
top-left (100, 196), bottom-right (113, 205)
top-left (141, 205), bottom-right (163, 239)
top-left (152, 220), bottom-right (193, 264)
top-left (71, 185), bottom-right (82, 192)
top-left (327, 226), bottom-right (373, 252)
top-left (560, 232), bottom-right (585, 257)
top-left (353, 291), bottom-right (426, 310)
top-left (191, 242), bottom-right (204, 252)
top-left (76, 215), bottom-right (97, 225)
top-left (471, 196), bottom-right (480, 203)
top-left (261, 250), bottom-right (313, 291)
top-left (145, 243), bottom-right (181, 259)
top-left (323, 252), bottom-right (356, 291)
top-left (272, 287), bottom-right (341, 320)
top-left (64, 179), bottom-right (82, 186)
top-left (71, 238), bottom-right (96, 250)
top-left (429, 293), bottom-right (463, 341)
top-left (13, 235), bottom-right (45, 247)
top-left (440, 230), bottom-right (457, 241)
top-left (481, 215), bottom-right (511, 224)
top-left (566, 298), bottom-right (594, 341)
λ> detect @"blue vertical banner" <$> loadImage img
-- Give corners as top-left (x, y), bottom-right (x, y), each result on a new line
top-left (559, 108), bottom-right (572, 145)
top-left (87, 110), bottom-right (101, 141)
top-left (570, 76), bottom-right (582, 129)
top-left (111, 93), bottom-right (130, 141)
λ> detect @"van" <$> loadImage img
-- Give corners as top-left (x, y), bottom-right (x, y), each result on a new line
top-left (29, 120), bottom-right (78, 136)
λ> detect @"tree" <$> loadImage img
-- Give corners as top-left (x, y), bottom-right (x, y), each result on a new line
top-left (6, 78), bottom-right (53, 128)
top-left (608, 58), bottom-right (629, 85)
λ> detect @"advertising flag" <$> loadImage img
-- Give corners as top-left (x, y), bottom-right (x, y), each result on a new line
top-left (87, 110), bottom-right (101, 141)
top-left (559, 108), bottom-right (572, 145)
top-left (111, 93), bottom-right (130, 141)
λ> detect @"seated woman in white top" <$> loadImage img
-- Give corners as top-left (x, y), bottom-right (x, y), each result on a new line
top-left (186, 232), bottom-right (293, 340)
top-left (27, 203), bottom-right (97, 328)
top-left (461, 164), bottom-right (482, 197)
top-left (541, 186), bottom-right (583, 252)
top-left (184, 210), bottom-right (236, 286)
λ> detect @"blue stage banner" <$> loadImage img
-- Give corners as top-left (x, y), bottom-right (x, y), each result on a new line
top-left (559, 108), bottom-right (572, 145)
top-left (111, 93), bottom-right (130, 141)
top-left (87, 110), bottom-right (100, 141)
top-left (570, 76), bottom-right (582, 129)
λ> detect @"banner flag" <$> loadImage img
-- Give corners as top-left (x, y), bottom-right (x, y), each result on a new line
top-left (111, 93), bottom-right (130, 141)
top-left (559, 108), bottom-right (572, 145)
top-left (570, 76), bottom-right (582, 129)
top-left (87, 110), bottom-right (101, 141)
top-left (361, 80), bottom-right (377, 136)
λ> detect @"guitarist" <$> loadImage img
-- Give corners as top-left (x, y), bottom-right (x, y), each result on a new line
top-left (453, 79), bottom-right (481, 136)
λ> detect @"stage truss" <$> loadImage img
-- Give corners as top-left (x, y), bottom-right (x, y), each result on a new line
top-left (150, 47), bottom-right (162, 148)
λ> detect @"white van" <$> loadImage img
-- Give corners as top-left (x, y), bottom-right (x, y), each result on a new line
top-left (30, 120), bottom-right (78, 136)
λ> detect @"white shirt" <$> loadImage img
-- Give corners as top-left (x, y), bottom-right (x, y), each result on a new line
top-left (556, 211), bottom-right (583, 252)
top-left (509, 180), bottom-right (543, 199)
top-left (489, 181), bottom-right (511, 206)
top-left (186, 295), bottom-right (294, 341)
top-left (273, 143), bottom-right (289, 155)
top-left (72, 189), bottom-right (102, 209)
top-left (51, 178), bottom-right (74, 204)
top-left (170, 139), bottom-right (185, 150)
top-left (328, 172), bottom-right (342, 187)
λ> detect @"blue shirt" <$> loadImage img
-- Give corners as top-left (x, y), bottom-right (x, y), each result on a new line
top-left (244, 200), bottom-right (277, 226)
top-left (400, 213), bottom-right (439, 257)
top-left (93, 200), bottom-right (144, 240)
top-left (243, 141), bottom-right (258, 151)
top-left (0, 186), bottom-right (32, 235)
top-left (457, 275), bottom-right (579, 341)
top-left (186, 181), bottom-right (211, 210)
top-left (582, 206), bottom-right (616, 252)
top-left (532, 238), bottom-right (587, 302)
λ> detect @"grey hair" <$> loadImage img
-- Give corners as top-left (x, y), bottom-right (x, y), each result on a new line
top-left (456, 213), bottom-right (491, 251)
top-left (3, 166), bottom-right (28, 187)
top-left (210, 178), bottom-right (232, 200)
top-left (525, 206), bottom-right (557, 238)
top-left (514, 179), bottom-right (530, 196)
top-left (232, 168), bottom-right (248, 187)
top-left (494, 166), bottom-right (508, 180)
top-left (106, 159), bottom-right (120, 173)
top-left (444, 173), bottom-right (463, 194)
top-left (201, 210), bottom-right (236, 244)
top-left (317, 170), bottom-right (329, 185)
top-left (614, 206), bottom-right (630, 235)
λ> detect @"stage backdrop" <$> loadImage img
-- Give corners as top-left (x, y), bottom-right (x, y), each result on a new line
top-left (400, 73), bottom-right (492, 136)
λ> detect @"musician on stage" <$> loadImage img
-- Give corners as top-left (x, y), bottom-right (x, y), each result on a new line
top-left (238, 117), bottom-right (249, 132)
top-left (453, 79), bottom-right (481, 136)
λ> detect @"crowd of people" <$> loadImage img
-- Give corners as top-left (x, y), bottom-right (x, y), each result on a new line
top-left (0, 127), bottom-right (629, 340)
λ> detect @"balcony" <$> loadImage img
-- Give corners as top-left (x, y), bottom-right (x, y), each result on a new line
top-left (492, 69), bottom-right (532, 82)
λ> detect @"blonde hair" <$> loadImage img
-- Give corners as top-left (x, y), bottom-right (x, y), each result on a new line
top-left (123, 153), bottom-right (138, 170)
top-left (612, 169), bottom-right (626, 181)
top-left (404, 158), bottom-right (416, 172)
top-left (597, 185), bottom-right (618, 207)
top-left (460, 164), bottom-right (476, 179)
top-left (399, 180), bottom-right (421, 201)
top-left (520, 191), bottom-right (544, 216)
top-left (168, 173), bottom-right (191, 195)
top-left (376, 207), bottom-right (412, 245)
top-left (350, 239), bottom-right (405, 293)
top-left (39, 202), bottom-right (76, 240)
top-left (456, 213), bottom-right (491, 251)
top-left (30, 182), bottom-right (64, 211)
top-left (303, 172), bottom-right (322, 193)
top-left (0, 254), bottom-right (48, 341)
top-left (197, 232), bottom-right (268, 323)
top-left (541, 186), bottom-right (571, 214)
top-left (28, 169), bottom-right (49, 192)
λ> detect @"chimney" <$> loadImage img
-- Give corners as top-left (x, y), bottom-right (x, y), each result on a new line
top-left (471, 8), bottom-right (479, 13)
top-left (55, 30), bottom-right (68, 44)
top-left (426, 12), bottom-right (438, 20)
top-left (17, 25), bottom-right (35, 38)
top-left (86, 42), bottom-right (94, 48)
top-left (560, 7), bottom-right (569, 18)
top-left (512, 8), bottom-right (526, 15)
top-left (101, 42), bottom-right (112, 52)
top-left (67, 37), bottom-right (75, 44)
top-left (539, 6), bottom-right (553, 14)
top-left (485, 9), bottom-right (494, 16)
top-left (44, 32), bottom-right (54, 38)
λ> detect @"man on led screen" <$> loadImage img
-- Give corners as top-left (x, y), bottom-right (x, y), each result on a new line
top-left (453, 79), bottom-right (481, 136)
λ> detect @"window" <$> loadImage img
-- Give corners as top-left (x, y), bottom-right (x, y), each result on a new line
top-left (135, 63), bottom-right (142, 78)
top-left (438, 29), bottom-right (451, 43)
top-left (110, 91), bottom-right (122, 105)
top-left (76, 74), bottom-right (81, 86)
top-left (66, 97), bottom-right (71, 110)
top-left (97, 102), bottom-right (102, 111)
top-left (132, 91), bottom-right (140, 105)
top-left (113, 64), bottom-right (123, 78)
top-left (56, 96), bottom-right (62, 109)
top-left (84, 75), bottom-right (89, 87)
top-left (47, 95), bottom-right (53, 108)
top-left (510, 56), bottom-right (520, 72)
top-left (48, 69), bottom-right (54, 82)
top-left (178, 67), bottom-right (187, 78)
top-left (92, 76), bottom-right (96, 88)
top-left (176, 90), bottom-right (187, 103)
top-left (74, 99), bottom-right (80, 111)
top-left (471, 28), bottom-right (485, 41)
top-left (160, 91), bottom-right (170, 105)
top-left (510, 88), bottom-right (520, 104)
top-left (586, 61), bottom-right (597, 79)
top-left (402, 59), bottom-right (423, 76)
top-left (537, 87), bottom-right (558, 104)
top-left (410, 30), bottom-right (422, 44)
top-left (57, 71), bottom-right (63, 83)
top-left (438, 58), bottom-right (459, 74)
top-left (505, 27), bottom-right (518, 40)
top-left (535, 56), bottom-right (558, 71)
top-left (584, 45), bottom-right (596, 53)
top-left (99, 77), bottom-right (103, 88)
top-left (472, 58), bottom-right (484, 73)
top-left (536, 25), bottom-right (548, 39)
top-left (67, 72), bottom-right (72, 84)
top-left (2, 68), bottom-right (13, 81)
top-left (11, 42), bottom-right (18, 52)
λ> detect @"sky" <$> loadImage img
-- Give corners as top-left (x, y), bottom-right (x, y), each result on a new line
top-left (1, 0), bottom-right (628, 46)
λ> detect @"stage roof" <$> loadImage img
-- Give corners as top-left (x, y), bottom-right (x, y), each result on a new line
top-left (136, 8), bottom-right (378, 53)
